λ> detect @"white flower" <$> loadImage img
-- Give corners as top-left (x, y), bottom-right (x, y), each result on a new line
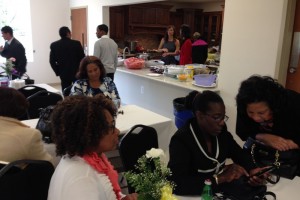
top-left (146, 148), bottom-right (164, 159)
top-left (9, 57), bottom-right (16, 62)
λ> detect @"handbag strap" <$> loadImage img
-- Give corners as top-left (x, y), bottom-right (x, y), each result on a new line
top-left (262, 191), bottom-right (276, 200)
top-left (250, 143), bottom-right (281, 169)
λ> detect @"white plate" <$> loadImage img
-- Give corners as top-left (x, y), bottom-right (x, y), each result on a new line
top-left (147, 73), bottom-right (161, 77)
top-left (192, 81), bottom-right (216, 88)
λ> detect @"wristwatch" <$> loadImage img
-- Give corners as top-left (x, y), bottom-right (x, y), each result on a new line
top-left (213, 174), bottom-right (219, 185)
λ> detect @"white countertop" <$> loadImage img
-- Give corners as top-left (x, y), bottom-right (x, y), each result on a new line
top-left (116, 67), bottom-right (219, 93)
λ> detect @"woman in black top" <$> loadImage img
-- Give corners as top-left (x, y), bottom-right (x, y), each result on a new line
top-left (236, 75), bottom-right (300, 151)
top-left (168, 90), bottom-right (265, 195)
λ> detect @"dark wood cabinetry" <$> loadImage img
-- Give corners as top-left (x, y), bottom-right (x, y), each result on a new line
top-left (109, 6), bottom-right (125, 42)
top-left (127, 4), bottom-right (172, 35)
top-left (200, 11), bottom-right (223, 46)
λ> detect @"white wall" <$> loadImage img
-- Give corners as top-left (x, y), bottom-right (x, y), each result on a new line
top-left (218, 0), bottom-right (293, 143)
top-left (28, 0), bottom-right (70, 84)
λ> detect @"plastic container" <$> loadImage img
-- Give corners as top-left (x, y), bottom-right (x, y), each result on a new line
top-left (173, 97), bottom-right (194, 129)
top-left (124, 57), bottom-right (145, 69)
top-left (194, 74), bottom-right (217, 86)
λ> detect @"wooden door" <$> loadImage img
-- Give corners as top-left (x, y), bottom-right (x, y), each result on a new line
top-left (71, 8), bottom-right (87, 49)
top-left (286, 1), bottom-right (300, 92)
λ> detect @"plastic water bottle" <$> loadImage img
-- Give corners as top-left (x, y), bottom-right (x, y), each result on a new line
top-left (201, 179), bottom-right (213, 200)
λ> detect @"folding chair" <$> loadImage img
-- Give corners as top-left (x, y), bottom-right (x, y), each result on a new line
top-left (63, 84), bottom-right (73, 97)
top-left (26, 90), bottom-right (63, 119)
top-left (18, 85), bottom-right (47, 98)
top-left (119, 124), bottom-right (158, 193)
top-left (0, 159), bottom-right (54, 200)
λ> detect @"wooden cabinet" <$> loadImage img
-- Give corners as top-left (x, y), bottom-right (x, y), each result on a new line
top-left (109, 6), bottom-right (125, 42)
top-left (128, 4), bottom-right (172, 35)
top-left (200, 12), bottom-right (223, 46)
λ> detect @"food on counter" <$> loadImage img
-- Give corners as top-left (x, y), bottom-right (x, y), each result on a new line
top-left (124, 57), bottom-right (145, 69)
top-left (177, 73), bottom-right (188, 81)
top-left (150, 65), bottom-right (165, 74)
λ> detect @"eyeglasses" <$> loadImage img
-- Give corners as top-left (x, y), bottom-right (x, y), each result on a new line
top-left (205, 113), bottom-right (229, 123)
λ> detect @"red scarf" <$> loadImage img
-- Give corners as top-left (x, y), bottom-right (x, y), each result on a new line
top-left (83, 152), bottom-right (121, 200)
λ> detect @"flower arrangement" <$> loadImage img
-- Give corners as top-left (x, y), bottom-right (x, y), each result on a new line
top-left (0, 57), bottom-right (17, 78)
top-left (124, 148), bottom-right (178, 200)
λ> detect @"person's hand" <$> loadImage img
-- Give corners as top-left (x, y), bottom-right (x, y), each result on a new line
top-left (218, 164), bottom-right (249, 184)
top-left (161, 48), bottom-right (169, 53)
top-left (248, 167), bottom-right (269, 186)
top-left (122, 193), bottom-right (138, 200)
top-left (256, 134), bottom-right (299, 151)
top-left (162, 52), bottom-right (170, 57)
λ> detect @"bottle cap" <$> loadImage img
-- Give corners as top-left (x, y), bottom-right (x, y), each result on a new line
top-left (204, 179), bottom-right (212, 185)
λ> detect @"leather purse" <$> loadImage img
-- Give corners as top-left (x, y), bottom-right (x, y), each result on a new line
top-left (243, 137), bottom-right (300, 179)
top-left (35, 105), bottom-right (55, 143)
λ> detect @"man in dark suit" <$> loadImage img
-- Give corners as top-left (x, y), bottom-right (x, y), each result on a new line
top-left (0, 26), bottom-right (27, 78)
top-left (50, 26), bottom-right (85, 91)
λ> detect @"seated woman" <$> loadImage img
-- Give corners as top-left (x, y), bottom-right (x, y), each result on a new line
top-left (0, 87), bottom-right (53, 164)
top-left (70, 56), bottom-right (121, 108)
top-left (236, 75), bottom-right (300, 151)
top-left (179, 24), bottom-right (192, 65)
top-left (48, 95), bottom-right (137, 200)
top-left (157, 25), bottom-right (180, 65)
top-left (168, 90), bottom-right (265, 195)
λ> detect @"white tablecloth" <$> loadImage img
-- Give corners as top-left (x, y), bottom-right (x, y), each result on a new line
top-left (175, 176), bottom-right (300, 200)
top-left (22, 104), bottom-right (177, 166)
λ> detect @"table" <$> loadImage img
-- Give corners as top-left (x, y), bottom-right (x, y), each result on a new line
top-left (22, 104), bottom-right (177, 166)
top-left (174, 176), bottom-right (300, 200)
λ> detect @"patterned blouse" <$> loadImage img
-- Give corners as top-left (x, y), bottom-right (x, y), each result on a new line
top-left (70, 77), bottom-right (121, 108)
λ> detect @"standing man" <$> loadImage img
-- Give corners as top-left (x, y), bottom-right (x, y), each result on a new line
top-left (93, 24), bottom-right (118, 81)
top-left (50, 26), bottom-right (85, 91)
top-left (0, 26), bottom-right (27, 78)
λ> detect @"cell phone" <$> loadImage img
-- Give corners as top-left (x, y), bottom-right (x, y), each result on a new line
top-left (247, 166), bottom-right (275, 180)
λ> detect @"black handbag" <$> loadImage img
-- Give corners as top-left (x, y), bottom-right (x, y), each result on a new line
top-left (35, 105), bottom-right (55, 143)
top-left (216, 176), bottom-right (276, 200)
top-left (243, 137), bottom-right (300, 179)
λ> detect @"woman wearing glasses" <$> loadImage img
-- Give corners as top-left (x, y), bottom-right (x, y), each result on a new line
top-left (236, 75), bottom-right (300, 151)
top-left (168, 90), bottom-right (265, 195)
top-left (48, 95), bottom-right (137, 200)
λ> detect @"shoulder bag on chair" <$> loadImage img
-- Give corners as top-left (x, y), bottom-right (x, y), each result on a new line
top-left (243, 137), bottom-right (300, 180)
top-left (35, 105), bottom-right (55, 143)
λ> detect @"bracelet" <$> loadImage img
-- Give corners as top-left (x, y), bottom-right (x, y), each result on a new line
top-left (213, 174), bottom-right (219, 185)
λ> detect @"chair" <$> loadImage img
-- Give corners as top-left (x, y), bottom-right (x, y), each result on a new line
top-left (18, 85), bottom-right (47, 98)
top-left (63, 84), bottom-right (73, 97)
top-left (0, 159), bottom-right (54, 200)
top-left (119, 124), bottom-right (158, 193)
top-left (26, 90), bottom-right (63, 119)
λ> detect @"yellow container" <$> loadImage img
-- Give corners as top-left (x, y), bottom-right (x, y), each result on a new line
top-left (185, 66), bottom-right (194, 79)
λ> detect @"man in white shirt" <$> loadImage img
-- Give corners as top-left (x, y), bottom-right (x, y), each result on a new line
top-left (93, 24), bottom-right (118, 81)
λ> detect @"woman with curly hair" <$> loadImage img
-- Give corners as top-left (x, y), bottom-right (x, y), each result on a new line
top-left (236, 75), bottom-right (300, 151)
top-left (70, 56), bottom-right (121, 108)
top-left (47, 95), bottom-right (137, 200)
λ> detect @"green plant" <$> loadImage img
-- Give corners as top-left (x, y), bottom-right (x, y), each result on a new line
top-left (124, 148), bottom-right (176, 200)
top-left (0, 57), bottom-right (16, 77)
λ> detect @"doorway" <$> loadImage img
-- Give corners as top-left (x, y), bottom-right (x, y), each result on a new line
top-left (286, 0), bottom-right (300, 92)
top-left (71, 8), bottom-right (87, 53)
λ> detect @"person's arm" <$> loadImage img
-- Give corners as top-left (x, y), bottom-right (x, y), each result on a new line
top-left (103, 78), bottom-right (121, 108)
top-left (256, 133), bottom-right (299, 151)
top-left (93, 40), bottom-right (100, 57)
top-left (49, 44), bottom-right (60, 76)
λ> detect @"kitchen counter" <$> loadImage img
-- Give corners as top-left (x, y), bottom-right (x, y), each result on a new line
top-left (115, 66), bottom-right (219, 119)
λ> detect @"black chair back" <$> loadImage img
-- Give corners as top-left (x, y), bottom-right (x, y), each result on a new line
top-left (27, 90), bottom-right (63, 119)
top-left (63, 85), bottom-right (73, 97)
top-left (18, 85), bottom-right (47, 98)
top-left (0, 160), bottom-right (54, 200)
top-left (119, 124), bottom-right (158, 193)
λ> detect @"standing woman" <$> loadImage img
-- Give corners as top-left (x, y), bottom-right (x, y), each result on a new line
top-left (179, 24), bottom-right (192, 65)
top-left (157, 25), bottom-right (180, 65)
top-left (236, 75), bottom-right (300, 151)
top-left (70, 56), bottom-right (121, 109)
top-left (48, 95), bottom-right (138, 200)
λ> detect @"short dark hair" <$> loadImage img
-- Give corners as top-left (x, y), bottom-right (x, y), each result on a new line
top-left (76, 56), bottom-right (107, 80)
top-left (185, 90), bottom-right (224, 114)
top-left (59, 26), bottom-right (70, 38)
top-left (1, 26), bottom-right (13, 36)
top-left (0, 87), bottom-right (28, 118)
top-left (97, 24), bottom-right (109, 33)
top-left (51, 94), bottom-right (117, 157)
top-left (236, 75), bottom-right (285, 115)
